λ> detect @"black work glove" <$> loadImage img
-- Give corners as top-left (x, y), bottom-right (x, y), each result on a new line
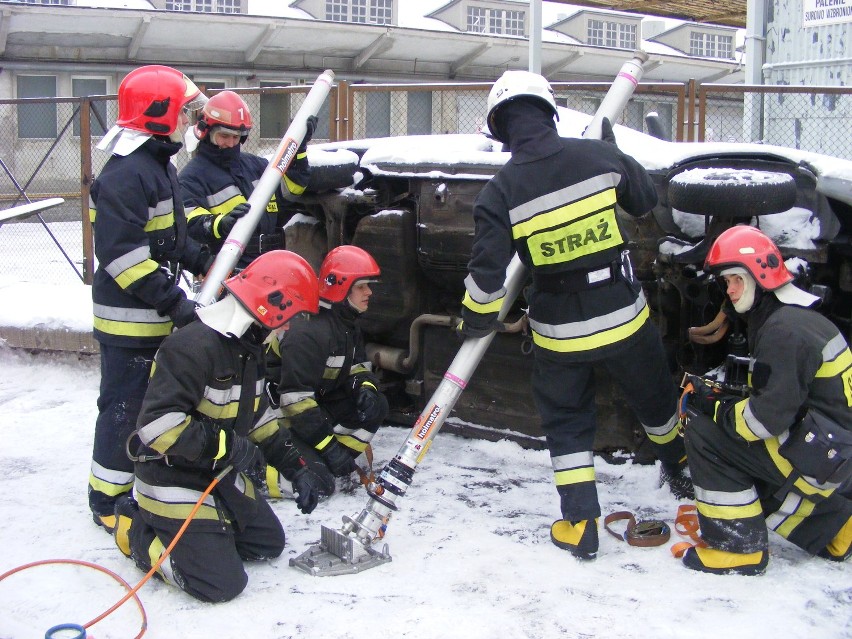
top-left (456, 308), bottom-right (503, 340)
top-left (356, 382), bottom-right (389, 424)
top-left (214, 202), bottom-right (250, 239)
top-left (166, 296), bottom-right (198, 329)
top-left (215, 431), bottom-right (263, 474)
top-left (319, 439), bottom-right (358, 477)
top-left (600, 117), bottom-right (617, 146)
top-left (298, 115), bottom-right (318, 153)
top-left (289, 466), bottom-right (323, 514)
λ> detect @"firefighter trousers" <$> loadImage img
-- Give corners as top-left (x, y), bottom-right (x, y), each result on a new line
top-left (685, 411), bottom-right (852, 555)
top-left (128, 495), bottom-right (285, 603)
top-left (532, 322), bottom-right (682, 521)
top-left (89, 344), bottom-right (157, 517)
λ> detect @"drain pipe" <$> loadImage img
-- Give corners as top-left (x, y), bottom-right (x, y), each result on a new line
top-left (366, 313), bottom-right (527, 374)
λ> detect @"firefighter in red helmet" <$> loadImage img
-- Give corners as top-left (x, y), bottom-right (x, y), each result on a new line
top-left (680, 225), bottom-right (852, 575)
top-left (268, 245), bottom-right (389, 481)
top-left (113, 251), bottom-right (331, 603)
top-left (88, 65), bottom-right (213, 533)
top-left (179, 90), bottom-right (316, 270)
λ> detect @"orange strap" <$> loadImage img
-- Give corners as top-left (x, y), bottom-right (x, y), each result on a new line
top-left (670, 504), bottom-right (707, 557)
top-left (355, 444), bottom-right (376, 488)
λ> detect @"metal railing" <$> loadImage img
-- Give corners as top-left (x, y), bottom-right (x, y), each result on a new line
top-left (1, 80), bottom-right (851, 285)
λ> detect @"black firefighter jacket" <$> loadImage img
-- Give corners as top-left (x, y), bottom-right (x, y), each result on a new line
top-left (134, 320), bottom-right (299, 532)
top-left (89, 137), bottom-right (211, 348)
top-left (463, 119), bottom-right (658, 362)
top-left (272, 303), bottom-right (377, 451)
top-left (180, 140), bottom-right (309, 268)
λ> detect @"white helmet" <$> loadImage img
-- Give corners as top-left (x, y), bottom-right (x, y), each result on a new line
top-left (486, 70), bottom-right (558, 142)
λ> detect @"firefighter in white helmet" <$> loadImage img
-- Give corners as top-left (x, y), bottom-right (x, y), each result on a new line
top-left (459, 70), bottom-right (691, 560)
top-left (88, 65), bottom-right (213, 533)
top-left (179, 90), bottom-right (316, 269)
top-left (679, 225), bottom-right (851, 574)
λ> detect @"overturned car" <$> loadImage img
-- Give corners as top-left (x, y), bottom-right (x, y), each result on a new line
top-left (284, 109), bottom-right (852, 456)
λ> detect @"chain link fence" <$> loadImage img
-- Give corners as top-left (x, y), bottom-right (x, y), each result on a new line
top-left (2, 81), bottom-right (851, 285)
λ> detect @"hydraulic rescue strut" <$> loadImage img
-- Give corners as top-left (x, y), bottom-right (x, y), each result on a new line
top-left (289, 51), bottom-right (650, 577)
top-left (194, 69), bottom-right (336, 307)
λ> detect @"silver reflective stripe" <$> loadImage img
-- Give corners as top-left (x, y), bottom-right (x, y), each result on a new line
top-left (104, 245), bottom-right (151, 279)
top-left (743, 403), bottom-right (774, 439)
top-left (249, 406), bottom-right (280, 435)
top-left (508, 173), bottom-right (621, 225)
top-left (823, 333), bottom-right (847, 361)
top-left (204, 385), bottom-right (240, 405)
top-left (766, 491), bottom-right (803, 531)
top-left (207, 184), bottom-right (242, 209)
top-left (694, 486), bottom-right (758, 506)
top-left (529, 292), bottom-right (647, 339)
top-left (135, 477), bottom-right (215, 508)
top-left (138, 412), bottom-right (186, 444)
top-left (326, 355), bottom-right (346, 368)
top-left (332, 423), bottom-right (374, 443)
top-left (93, 303), bottom-right (164, 322)
top-left (90, 459), bottom-right (134, 485)
top-left (464, 273), bottom-right (505, 304)
top-left (149, 198), bottom-right (172, 221)
top-left (550, 451), bottom-right (593, 471)
top-left (280, 390), bottom-right (313, 406)
top-left (643, 412), bottom-right (679, 437)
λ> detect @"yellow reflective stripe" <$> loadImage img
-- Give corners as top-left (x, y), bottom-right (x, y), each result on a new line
top-left (143, 212), bottom-right (175, 232)
top-left (185, 205), bottom-right (212, 222)
top-left (696, 498), bottom-right (763, 520)
top-left (733, 400), bottom-right (761, 442)
top-left (250, 418), bottom-right (280, 443)
top-left (136, 492), bottom-right (220, 522)
top-left (845, 366), bottom-right (852, 407)
top-left (114, 258), bottom-right (160, 289)
top-left (281, 397), bottom-right (317, 417)
top-left (266, 466), bottom-right (281, 499)
top-left (462, 290), bottom-right (504, 314)
top-left (764, 437), bottom-right (835, 498)
top-left (336, 435), bottom-right (368, 453)
top-left (647, 428), bottom-right (679, 445)
top-left (149, 416), bottom-right (191, 454)
top-left (196, 397), bottom-right (260, 420)
top-left (774, 498), bottom-right (816, 538)
top-left (528, 210), bottom-right (623, 267)
top-left (553, 466), bottom-right (596, 486)
top-left (89, 206), bottom-right (96, 223)
top-left (315, 435), bottom-right (334, 451)
top-left (533, 305), bottom-right (648, 353)
top-left (511, 189), bottom-right (616, 240)
top-left (93, 316), bottom-right (172, 338)
top-left (213, 429), bottom-right (228, 460)
top-left (322, 367), bottom-right (340, 380)
top-left (284, 174), bottom-right (306, 195)
top-left (361, 381), bottom-right (377, 391)
top-left (815, 347), bottom-right (851, 378)
top-left (88, 473), bottom-right (133, 497)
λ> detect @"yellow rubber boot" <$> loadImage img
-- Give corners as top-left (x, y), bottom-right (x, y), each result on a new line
top-left (550, 518), bottom-right (599, 560)
top-left (819, 516), bottom-right (852, 562)
top-left (682, 546), bottom-right (768, 575)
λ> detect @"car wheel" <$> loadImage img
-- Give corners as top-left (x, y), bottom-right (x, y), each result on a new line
top-left (668, 168), bottom-right (797, 217)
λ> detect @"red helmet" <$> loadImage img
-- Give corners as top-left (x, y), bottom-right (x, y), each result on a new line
top-left (116, 65), bottom-right (206, 136)
top-left (705, 225), bottom-right (793, 291)
top-left (318, 245), bottom-right (381, 303)
top-left (223, 250), bottom-right (319, 329)
top-left (195, 90), bottom-right (252, 143)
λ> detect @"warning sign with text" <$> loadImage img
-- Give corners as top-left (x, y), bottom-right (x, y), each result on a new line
top-left (803, 0), bottom-right (852, 26)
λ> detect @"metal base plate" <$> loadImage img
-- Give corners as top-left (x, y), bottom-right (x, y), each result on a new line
top-left (289, 525), bottom-right (392, 576)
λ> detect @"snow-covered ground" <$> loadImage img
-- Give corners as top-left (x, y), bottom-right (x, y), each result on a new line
top-left (1, 347), bottom-right (850, 639)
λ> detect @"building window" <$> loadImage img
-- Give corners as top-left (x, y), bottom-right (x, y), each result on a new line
top-left (326, 0), bottom-right (391, 24)
top-left (18, 1), bottom-right (71, 5)
top-left (689, 32), bottom-right (734, 58)
top-left (196, 0), bottom-right (212, 11)
top-left (166, 0), bottom-right (192, 9)
top-left (72, 78), bottom-right (108, 137)
top-left (467, 6), bottom-right (525, 35)
top-left (587, 19), bottom-right (636, 49)
top-left (17, 75), bottom-right (57, 139)
top-left (407, 92), bottom-right (432, 135)
top-left (260, 82), bottom-right (291, 139)
top-left (217, 0), bottom-right (241, 13)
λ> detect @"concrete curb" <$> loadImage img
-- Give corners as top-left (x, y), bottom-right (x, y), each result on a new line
top-left (0, 325), bottom-right (99, 354)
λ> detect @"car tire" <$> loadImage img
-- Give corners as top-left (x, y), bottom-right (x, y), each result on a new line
top-left (668, 168), bottom-right (797, 217)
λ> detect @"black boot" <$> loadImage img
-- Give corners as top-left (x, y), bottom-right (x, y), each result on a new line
top-left (659, 461), bottom-right (695, 500)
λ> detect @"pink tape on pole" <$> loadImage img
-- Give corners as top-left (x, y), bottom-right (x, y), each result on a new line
top-left (443, 372), bottom-right (467, 389)
top-left (617, 71), bottom-right (639, 86)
